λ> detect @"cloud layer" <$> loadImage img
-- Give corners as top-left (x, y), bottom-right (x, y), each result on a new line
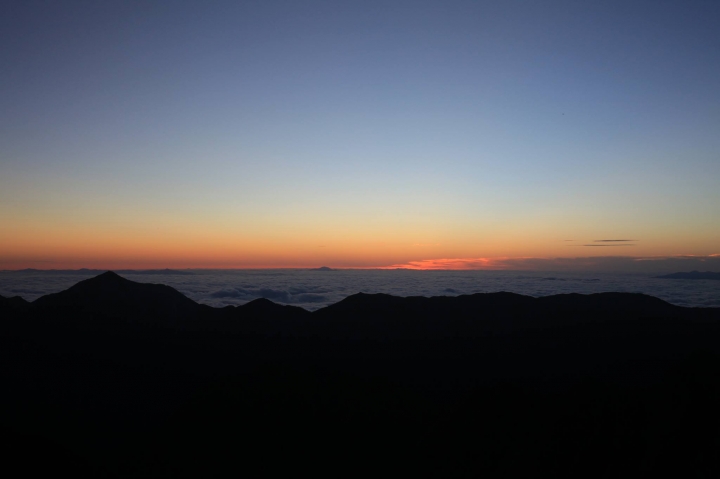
top-left (2, 264), bottom-right (720, 311)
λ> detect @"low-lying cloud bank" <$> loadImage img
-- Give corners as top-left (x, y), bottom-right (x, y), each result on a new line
top-left (2, 263), bottom-right (720, 310)
top-left (210, 286), bottom-right (329, 304)
top-left (382, 255), bottom-right (720, 273)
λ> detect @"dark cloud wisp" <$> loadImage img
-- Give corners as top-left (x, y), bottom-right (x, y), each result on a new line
top-left (582, 244), bottom-right (636, 247)
top-left (594, 240), bottom-right (637, 242)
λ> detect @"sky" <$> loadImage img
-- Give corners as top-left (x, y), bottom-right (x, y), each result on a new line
top-left (1, 0), bottom-right (719, 270)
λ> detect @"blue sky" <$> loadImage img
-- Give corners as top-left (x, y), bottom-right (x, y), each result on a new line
top-left (1, 0), bottom-right (719, 269)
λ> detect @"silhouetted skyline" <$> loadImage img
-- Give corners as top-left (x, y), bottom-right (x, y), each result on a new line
top-left (2, 270), bottom-right (720, 475)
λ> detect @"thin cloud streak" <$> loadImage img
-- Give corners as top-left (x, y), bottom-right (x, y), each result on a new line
top-left (380, 257), bottom-right (495, 270)
top-left (581, 244), bottom-right (636, 247)
top-left (594, 239), bottom-right (637, 242)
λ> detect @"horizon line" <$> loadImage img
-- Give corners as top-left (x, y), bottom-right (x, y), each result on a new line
top-left (2, 254), bottom-right (719, 273)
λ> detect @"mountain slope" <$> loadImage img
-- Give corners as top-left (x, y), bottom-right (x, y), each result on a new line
top-left (32, 271), bottom-right (204, 322)
top-left (3, 272), bottom-right (720, 477)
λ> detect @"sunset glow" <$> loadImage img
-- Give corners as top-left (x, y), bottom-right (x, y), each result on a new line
top-left (1, 2), bottom-right (718, 272)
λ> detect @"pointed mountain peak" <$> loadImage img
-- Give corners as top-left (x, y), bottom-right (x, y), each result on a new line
top-left (94, 271), bottom-right (126, 281)
top-left (64, 271), bottom-right (132, 294)
top-left (243, 297), bottom-right (277, 307)
top-left (33, 271), bottom-right (201, 321)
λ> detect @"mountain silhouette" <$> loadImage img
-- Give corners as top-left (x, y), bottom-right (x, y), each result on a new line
top-left (0, 293), bottom-right (30, 313)
top-left (2, 271), bottom-right (720, 477)
top-left (32, 271), bottom-right (205, 322)
top-left (237, 297), bottom-right (310, 317)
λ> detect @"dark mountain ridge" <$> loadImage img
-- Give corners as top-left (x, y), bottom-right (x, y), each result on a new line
top-left (32, 271), bottom-right (207, 323)
top-left (19, 271), bottom-right (702, 328)
top-left (2, 272), bottom-right (720, 477)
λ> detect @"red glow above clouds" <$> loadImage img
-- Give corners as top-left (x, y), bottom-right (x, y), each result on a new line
top-left (380, 255), bottom-right (720, 272)
top-left (379, 256), bottom-right (599, 270)
top-left (380, 257), bottom-right (499, 270)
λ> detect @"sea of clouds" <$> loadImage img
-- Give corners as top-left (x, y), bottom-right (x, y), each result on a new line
top-left (1, 269), bottom-right (719, 311)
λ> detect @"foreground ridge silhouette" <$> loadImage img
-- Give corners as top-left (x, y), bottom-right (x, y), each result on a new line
top-left (1, 271), bottom-right (720, 477)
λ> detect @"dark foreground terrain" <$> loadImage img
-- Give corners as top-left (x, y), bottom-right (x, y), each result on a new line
top-left (1, 272), bottom-right (720, 477)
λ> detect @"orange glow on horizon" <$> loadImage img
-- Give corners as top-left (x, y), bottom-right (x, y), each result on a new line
top-left (3, 252), bottom-right (718, 272)
top-left (2, 215), bottom-right (719, 271)
top-left (379, 257), bottom-right (497, 270)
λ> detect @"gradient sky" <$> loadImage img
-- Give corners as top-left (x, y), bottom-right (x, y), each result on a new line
top-left (1, 0), bottom-right (719, 270)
